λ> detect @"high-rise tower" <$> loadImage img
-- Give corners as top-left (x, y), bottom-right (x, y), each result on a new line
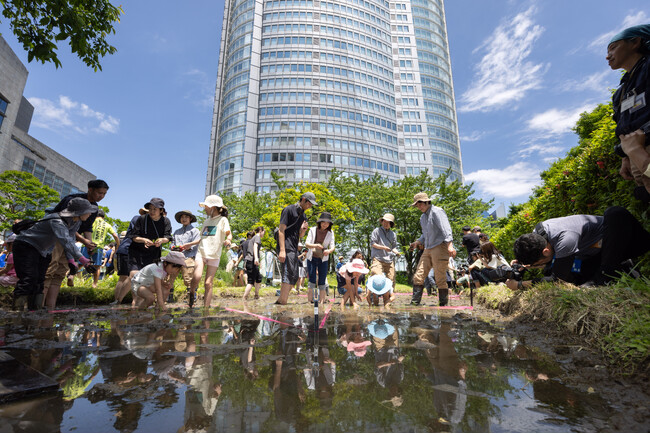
top-left (207, 0), bottom-right (462, 195)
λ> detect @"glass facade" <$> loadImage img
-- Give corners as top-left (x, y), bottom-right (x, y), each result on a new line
top-left (208, 0), bottom-right (462, 195)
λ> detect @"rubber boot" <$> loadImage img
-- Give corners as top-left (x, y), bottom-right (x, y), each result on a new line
top-left (188, 291), bottom-right (195, 308)
top-left (438, 287), bottom-right (449, 307)
top-left (13, 294), bottom-right (28, 311)
top-left (167, 290), bottom-right (175, 303)
top-left (411, 285), bottom-right (424, 305)
top-left (33, 293), bottom-right (44, 311)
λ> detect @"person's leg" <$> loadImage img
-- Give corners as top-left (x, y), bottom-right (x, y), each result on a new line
top-left (203, 264), bottom-right (219, 307)
top-left (386, 263), bottom-right (396, 302)
top-left (317, 259), bottom-right (328, 304)
top-left (42, 242), bottom-right (68, 309)
top-left (276, 252), bottom-right (298, 304)
top-left (411, 249), bottom-right (433, 305)
top-left (137, 286), bottom-right (155, 309)
top-left (243, 261), bottom-right (254, 299)
top-left (12, 241), bottom-right (42, 310)
top-left (190, 256), bottom-right (204, 307)
top-left (306, 259), bottom-right (316, 303)
top-left (431, 244), bottom-right (451, 306)
top-left (600, 206), bottom-right (650, 280)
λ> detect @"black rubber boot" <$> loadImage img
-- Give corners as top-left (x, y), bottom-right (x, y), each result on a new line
top-left (188, 291), bottom-right (195, 308)
top-left (438, 287), bottom-right (449, 306)
top-left (13, 294), bottom-right (28, 311)
top-left (411, 285), bottom-right (424, 305)
top-left (167, 291), bottom-right (175, 303)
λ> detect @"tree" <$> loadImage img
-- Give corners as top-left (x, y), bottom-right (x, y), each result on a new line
top-left (0, 170), bottom-right (60, 232)
top-left (222, 191), bottom-right (273, 241)
top-left (0, 0), bottom-right (123, 71)
top-left (98, 205), bottom-right (128, 235)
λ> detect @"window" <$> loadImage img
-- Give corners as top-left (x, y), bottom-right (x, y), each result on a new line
top-left (0, 96), bottom-right (7, 130)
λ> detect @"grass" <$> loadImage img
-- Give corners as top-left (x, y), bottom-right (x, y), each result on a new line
top-left (475, 275), bottom-right (650, 376)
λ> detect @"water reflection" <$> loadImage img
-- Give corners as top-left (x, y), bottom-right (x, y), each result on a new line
top-left (0, 307), bottom-right (612, 432)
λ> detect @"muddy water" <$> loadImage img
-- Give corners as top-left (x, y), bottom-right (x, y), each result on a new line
top-left (0, 300), bottom-right (614, 432)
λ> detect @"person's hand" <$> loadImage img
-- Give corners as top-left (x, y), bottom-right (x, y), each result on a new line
top-left (144, 239), bottom-right (154, 248)
top-left (68, 260), bottom-right (79, 275)
top-left (619, 157), bottom-right (634, 180)
top-left (301, 221), bottom-right (309, 230)
top-left (255, 259), bottom-right (259, 266)
top-left (620, 130), bottom-right (646, 155)
top-left (448, 243), bottom-right (457, 258)
top-left (392, 248), bottom-right (401, 256)
top-left (278, 250), bottom-right (286, 263)
top-left (505, 279), bottom-right (519, 290)
top-left (84, 240), bottom-right (97, 250)
top-left (409, 241), bottom-right (419, 250)
top-left (224, 239), bottom-right (231, 247)
top-left (154, 239), bottom-right (163, 248)
top-left (85, 264), bottom-right (98, 274)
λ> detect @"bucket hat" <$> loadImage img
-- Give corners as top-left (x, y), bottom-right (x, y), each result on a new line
top-left (411, 192), bottom-right (432, 206)
top-left (59, 198), bottom-right (98, 218)
top-left (144, 197), bottom-right (165, 211)
top-left (339, 258), bottom-right (369, 275)
top-left (367, 274), bottom-right (393, 295)
top-left (162, 251), bottom-right (186, 266)
top-left (199, 195), bottom-right (223, 208)
top-left (317, 212), bottom-right (333, 223)
top-left (368, 320), bottom-right (395, 340)
top-left (174, 210), bottom-right (197, 224)
top-left (379, 213), bottom-right (395, 227)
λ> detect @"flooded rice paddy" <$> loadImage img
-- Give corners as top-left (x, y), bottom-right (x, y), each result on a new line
top-left (0, 295), bottom-right (622, 432)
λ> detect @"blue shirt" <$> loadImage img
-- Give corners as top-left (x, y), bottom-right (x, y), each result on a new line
top-left (172, 224), bottom-right (200, 258)
top-left (417, 205), bottom-right (453, 249)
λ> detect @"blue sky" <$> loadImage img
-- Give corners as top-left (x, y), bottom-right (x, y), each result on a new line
top-left (0, 0), bottom-right (648, 226)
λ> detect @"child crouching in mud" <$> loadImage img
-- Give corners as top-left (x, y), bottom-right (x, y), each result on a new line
top-left (337, 259), bottom-right (369, 310)
top-left (131, 251), bottom-right (185, 310)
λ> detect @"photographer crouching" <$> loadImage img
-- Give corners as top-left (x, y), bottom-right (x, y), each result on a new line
top-left (506, 206), bottom-right (650, 291)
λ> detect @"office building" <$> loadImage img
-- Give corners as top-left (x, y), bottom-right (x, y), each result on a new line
top-left (207, 0), bottom-right (462, 194)
top-left (0, 36), bottom-right (95, 197)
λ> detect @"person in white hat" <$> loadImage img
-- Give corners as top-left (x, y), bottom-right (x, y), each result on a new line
top-left (370, 213), bottom-right (400, 292)
top-left (366, 273), bottom-right (394, 307)
top-left (190, 195), bottom-right (232, 308)
top-left (409, 192), bottom-right (456, 306)
top-left (337, 258), bottom-right (369, 309)
top-left (131, 251), bottom-right (186, 310)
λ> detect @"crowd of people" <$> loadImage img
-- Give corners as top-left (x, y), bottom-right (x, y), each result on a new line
top-left (1, 24), bottom-right (650, 312)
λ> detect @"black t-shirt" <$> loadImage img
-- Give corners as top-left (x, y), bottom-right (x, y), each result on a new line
top-left (279, 203), bottom-right (306, 252)
top-left (245, 234), bottom-right (262, 262)
top-left (52, 193), bottom-right (98, 235)
top-left (461, 233), bottom-right (480, 257)
top-left (128, 214), bottom-right (172, 257)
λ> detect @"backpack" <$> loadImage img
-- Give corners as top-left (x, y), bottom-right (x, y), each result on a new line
top-left (11, 215), bottom-right (60, 234)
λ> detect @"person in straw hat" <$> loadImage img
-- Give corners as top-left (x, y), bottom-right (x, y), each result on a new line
top-left (370, 213), bottom-right (401, 292)
top-left (168, 210), bottom-right (201, 303)
top-left (409, 192), bottom-right (456, 306)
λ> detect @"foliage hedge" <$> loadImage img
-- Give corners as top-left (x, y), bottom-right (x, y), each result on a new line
top-left (492, 102), bottom-right (649, 273)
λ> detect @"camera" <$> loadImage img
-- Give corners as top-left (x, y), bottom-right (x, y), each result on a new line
top-left (484, 263), bottom-right (526, 282)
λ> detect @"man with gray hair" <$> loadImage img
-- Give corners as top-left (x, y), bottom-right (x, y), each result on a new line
top-left (409, 192), bottom-right (456, 306)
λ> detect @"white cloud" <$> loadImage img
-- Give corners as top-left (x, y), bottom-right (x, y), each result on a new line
top-left (589, 11), bottom-right (649, 50)
top-left (526, 104), bottom-right (594, 136)
top-left (29, 95), bottom-right (120, 135)
top-left (460, 131), bottom-right (487, 142)
top-left (464, 162), bottom-right (542, 198)
top-left (460, 7), bottom-right (547, 112)
top-left (182, 68), bottom-right (214, 110)
top-left (560, 70), bottom-right (611, 94)
top-left (516, 142), bottom-right (564, 158)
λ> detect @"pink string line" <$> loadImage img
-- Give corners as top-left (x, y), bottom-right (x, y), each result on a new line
top-left (222, 306), bottom-right (296, 327)
top-left (319, 304), bottom-right (332, 329)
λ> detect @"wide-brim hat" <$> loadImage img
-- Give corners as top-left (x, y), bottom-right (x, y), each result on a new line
top-left (379, 213), bottom-right (395, 227)
top-left (59, 197), bottom-right (98, 218)
top-left (317, 212), bottom-right (333, 224)
top-left (144, 197), bottom-right (165, 211)
top-left (367, 274), bottom-right (392, 295)
top-left (162, 251), bottom-right (186, 266)
top-left (411, 192), bottom-right (432, 206)
top-left (199, 195), bottom-right (223, 208)
top-left (175, 210), bottom-right (197, 224)
top-left (368, 320), bottom-right (395, 340)
top-left (339, 258), bottom-right (369, 275)
top-left (347, 340), bottom-right (371, 357)
top-left (138, 207), bottom-right (149, 216)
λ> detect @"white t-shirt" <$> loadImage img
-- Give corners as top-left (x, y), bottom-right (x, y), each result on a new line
top-left (198, 215), bottom-right (231, 260)
top-left (131, 263), bottom-right (167, 294)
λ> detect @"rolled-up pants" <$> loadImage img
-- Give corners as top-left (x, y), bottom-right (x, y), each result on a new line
top-left (413, 244), bottom-right (449, 289)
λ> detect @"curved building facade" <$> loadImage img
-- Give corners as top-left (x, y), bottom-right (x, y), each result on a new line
top-left (207, 0), bottom-right (462, 195)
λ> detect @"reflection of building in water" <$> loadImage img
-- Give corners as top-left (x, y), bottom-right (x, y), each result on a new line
top-left (215, 399), bottom-right (272, 432)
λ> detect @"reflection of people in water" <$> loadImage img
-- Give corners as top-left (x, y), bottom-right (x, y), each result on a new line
top-left (269, 315), bottom-right (306, 429)
top-left (417, 321), bottom-right (467, 428)
top-left (237, 319), bottom-right (261, 379)
top-left (181, 320), bottom-right (222, 432)
top-left (338, 312), bottom-right (372, 358)
top-left (368, 319), bottom-right (404, 404)
top-left (304, 327), bottom-right (336, 412)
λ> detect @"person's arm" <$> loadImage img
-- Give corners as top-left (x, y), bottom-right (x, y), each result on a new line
top-left (324, 231), bottom-right (335, 256)
top-left (154, 218), bottom-right (173, 247)
top-left (183, 228), bottom-right (202, 249)
top-left (153, 277), bottom-right (166, 310)
top-left (254, 239), bottom-right (260, 266)
top-left (304, 227), bottom-right (321, 250)
top-left (299, 220), bottom-right (309, 238)
top-left (111, 231), bottom-right (120, 249)
top-left (620, 130), bottom-right (650, 175)
top-left (278, 223), bottom-right (287, 263)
